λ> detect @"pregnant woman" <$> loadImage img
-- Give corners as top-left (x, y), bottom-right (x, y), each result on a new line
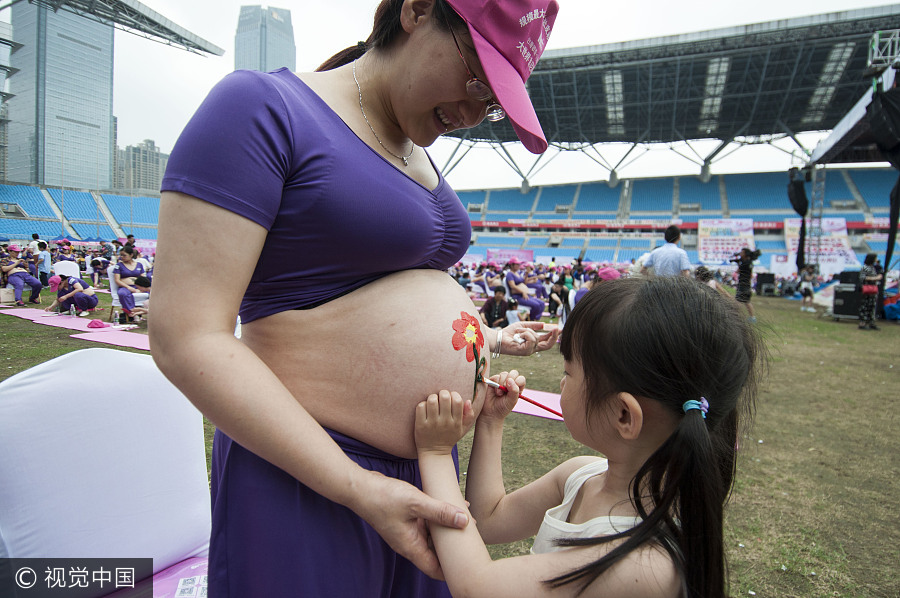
top-left (150, 0), bottom-right (559, 596)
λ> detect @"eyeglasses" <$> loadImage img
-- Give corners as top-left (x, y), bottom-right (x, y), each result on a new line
top-left (448, 27), bottom-right (506, 122)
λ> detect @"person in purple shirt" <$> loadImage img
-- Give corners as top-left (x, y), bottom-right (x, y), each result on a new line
top-left (151, 1), bottom-right (560, 595)
top-left (0, 244), bottom-right (43, 306)
top-left (505, 257), bottom-right (545, 321)
top-left (113, 246), bottom-right (145, 315)
top-left (44, 275), bottom-right (98, 315)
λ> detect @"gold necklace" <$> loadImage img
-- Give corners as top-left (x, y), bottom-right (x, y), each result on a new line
top-left (352, 61), bottom-right (415, 167)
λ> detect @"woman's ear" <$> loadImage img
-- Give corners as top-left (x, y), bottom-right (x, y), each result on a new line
top-left (614, 392), bottom-right (643, 441)
top-left (401, 0), bottom-right (435, 32)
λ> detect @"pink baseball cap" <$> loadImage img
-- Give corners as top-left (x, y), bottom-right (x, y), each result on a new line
top-left (7, 244), bottom-right (21, 252)
top-left (48, 275), bottom-right (62, 291)
top-left (447, 0), bottom-right (559, 154)
top-left (596, 267), bottom-right (621, 281)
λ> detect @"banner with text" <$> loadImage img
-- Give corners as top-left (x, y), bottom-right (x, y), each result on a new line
top-left (486, 249), bottom-right (534, 265)
top-left (784, 218), bottom-right (859, 277)
top-left (698, 219), bottom-right (755, 266)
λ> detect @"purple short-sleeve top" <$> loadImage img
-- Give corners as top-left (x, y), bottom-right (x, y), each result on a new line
top-left (162, 68), bottom-right (472, 323)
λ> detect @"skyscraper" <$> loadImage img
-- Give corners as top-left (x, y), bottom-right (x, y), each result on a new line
top-left (234, 6), bottom-right (296, 73)
top-left (7, 3), bottom-right (114, 190)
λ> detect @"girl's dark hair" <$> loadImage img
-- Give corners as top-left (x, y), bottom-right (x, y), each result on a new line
top-left (317, 0), bottom-right (466, 71)
top-left (119, 246), bottom-right (137, 259)
top-left (864, 252), bottom-right (877, 266)
top-left (553, 276), bottom-right (765, 598)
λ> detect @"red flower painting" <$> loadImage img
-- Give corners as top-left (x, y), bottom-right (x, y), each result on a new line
top-left (451, 311), bottom-right (486, 391)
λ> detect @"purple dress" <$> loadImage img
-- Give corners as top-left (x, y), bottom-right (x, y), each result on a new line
top-left (163, 69), bottom-right (471, 597)
top-left (113, 261), bottom-right (145, 312)
top-left (506, 270), bottom-right (545, 321)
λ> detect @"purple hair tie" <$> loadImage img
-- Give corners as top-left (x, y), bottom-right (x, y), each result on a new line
top-left (682, 397), bottom-right (709, 419)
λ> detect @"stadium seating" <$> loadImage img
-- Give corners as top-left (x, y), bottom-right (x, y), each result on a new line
top-left (574, 182), bottom-right (620, 213)
top-left (0, 219), bottom-right (64, 239)
top-left (849, 169), bottom-right (895, 209)
top-left (525, 236), bottom-right (550, 248)
top-left (487, 188), bottom-right (537, 212)
top-left (630, 178), bottom-right (674, 212)
top-left (102, 194), bottom-right (160, 226)
top-left (723, 172), bottom-right (786, 211)
top-left (678, 177), bottom-right (721, 211)
top-left (0, 184), bottom-right (56, 218)
top-left (46, 188), bottom-right (99, 221)
top-left (534, 185), bottom-right (576, 212)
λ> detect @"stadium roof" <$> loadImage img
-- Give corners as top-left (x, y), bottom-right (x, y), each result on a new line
top-left (5, 0), bottom-right (223, 55)
top-left (449, 4), bottom-right (900, 157)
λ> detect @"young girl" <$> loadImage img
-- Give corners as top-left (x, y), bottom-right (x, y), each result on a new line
top-left (415, 276), bottom-right (765, 598)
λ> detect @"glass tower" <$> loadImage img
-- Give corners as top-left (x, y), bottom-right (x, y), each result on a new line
top-left (234, 6), bottom-right (296, 73)
top-left (7, 3), bottom-right (114, 189)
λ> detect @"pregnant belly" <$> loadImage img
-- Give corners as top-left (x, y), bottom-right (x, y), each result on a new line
top-left (241, 269), bottom-right (491, 458)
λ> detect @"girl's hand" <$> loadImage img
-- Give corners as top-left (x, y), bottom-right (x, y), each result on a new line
top-left (415, 390), bottom-right (474, 457)
top-left (480, 370), bottom-right (525, 423)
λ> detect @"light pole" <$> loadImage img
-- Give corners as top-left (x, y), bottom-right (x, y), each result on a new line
top-left (59, 131), bottom-right (65, 238)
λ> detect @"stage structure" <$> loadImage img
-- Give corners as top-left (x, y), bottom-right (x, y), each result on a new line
top-left (442, 4), bottom-right (900, 189)
top-left (809, 26), bottom-right (900, 305)
top-left (0, 0), bottom-right (224, 56)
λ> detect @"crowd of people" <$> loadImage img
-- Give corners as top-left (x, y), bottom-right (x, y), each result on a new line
top-left (0, 233), bottom-right (153, 319)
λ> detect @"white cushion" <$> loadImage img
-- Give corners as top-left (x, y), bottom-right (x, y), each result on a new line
top-left (0, 348), bottom-right (210, 569)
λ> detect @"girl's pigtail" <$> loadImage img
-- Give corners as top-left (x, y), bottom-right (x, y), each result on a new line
top-left (669, 406), bottom-right (727, 598)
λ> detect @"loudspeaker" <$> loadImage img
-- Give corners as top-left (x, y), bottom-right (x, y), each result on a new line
top-left (839, 270), bottom-right (860, 285)
top-left (787, 179), bottom-right (808, 216)
top-left (832, 288), bottom-right (861, 320)
top-left (755, 272), bottom-right (775, 294)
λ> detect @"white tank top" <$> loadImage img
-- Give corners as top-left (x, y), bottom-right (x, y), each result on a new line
top-left (531, 459), bottom-right (643, 554)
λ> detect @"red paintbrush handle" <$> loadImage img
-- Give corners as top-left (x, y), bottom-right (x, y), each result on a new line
top-left (517, 394), bottom-right (564, 418)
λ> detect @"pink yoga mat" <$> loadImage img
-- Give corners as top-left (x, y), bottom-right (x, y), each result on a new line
top-left (32, 314), bottom-right (100, 332)
top-left (70, 330), bottom-right (150, 351)
top-left (0, 307), bottom-right (57, 320)
top-left (511, 388), bottom-right (564, 421)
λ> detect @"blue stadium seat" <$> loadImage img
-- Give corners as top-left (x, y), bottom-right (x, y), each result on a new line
top-left (583, 248), bottom-right (616, 262)
top-left (487, 188), bottom-right (537, 212)
top-left (102, 194), bottom-right (160, 226)
top-left (534, 185), bottom-right (576, 212)
top-left (575, 183), bottom-right (620, 212)
top-left (46, 189), bottom-right (99, 221)
top-left (473, 235), bottom-right (522, 247)
top-left (524, 236), bottom-right (550, 247)
top-left (0, 184), bottom-right (56, 218)
top-left (630, 179), bottom-right (674, 212)
top-left (723, 173), bottom-right (786, 211)
top-left (848, 169), bottom-right (895, 209)
top-left (678, 177), bottom-right (721, 211)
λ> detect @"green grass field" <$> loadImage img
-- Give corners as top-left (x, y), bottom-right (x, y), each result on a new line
top-left (1, 290), bottom-right (897, 597)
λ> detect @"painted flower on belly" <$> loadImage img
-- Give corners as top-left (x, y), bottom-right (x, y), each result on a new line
top-left (451, 311), bottom-right (486, 391)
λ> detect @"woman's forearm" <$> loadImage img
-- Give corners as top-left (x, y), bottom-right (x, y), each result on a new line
top-left (151, 328), bottom-right (370, 509)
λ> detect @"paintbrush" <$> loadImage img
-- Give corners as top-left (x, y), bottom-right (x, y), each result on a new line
top-left (484, 378), bottom-right (563, 418)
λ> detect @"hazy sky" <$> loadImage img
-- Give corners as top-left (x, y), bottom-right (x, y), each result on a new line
top-left (4, 0), bottom-right (897, 188)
